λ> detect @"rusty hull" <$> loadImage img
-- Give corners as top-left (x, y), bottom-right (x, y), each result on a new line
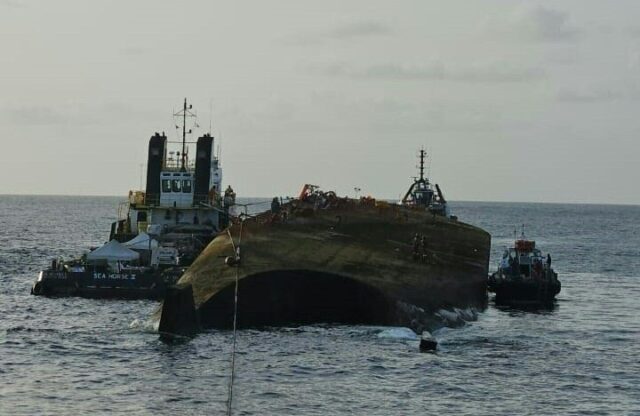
top-left (158, 200), bottom-right (491, 335)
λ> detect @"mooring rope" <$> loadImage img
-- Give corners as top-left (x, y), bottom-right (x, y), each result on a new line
top-left (226, 220), bottom-right (243, 416)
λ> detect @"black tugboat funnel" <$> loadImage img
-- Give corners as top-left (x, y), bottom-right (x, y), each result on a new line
top-left (194, 134), bottom-right (214, 204)
top-left (146, 133), bottom-right (167, 205)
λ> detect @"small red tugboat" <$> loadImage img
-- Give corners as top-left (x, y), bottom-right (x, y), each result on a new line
top-left (488, 231), bottom-right (561, 306)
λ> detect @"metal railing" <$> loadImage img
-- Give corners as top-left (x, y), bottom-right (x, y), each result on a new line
top-left (145, 193), bottom-right (160, 206)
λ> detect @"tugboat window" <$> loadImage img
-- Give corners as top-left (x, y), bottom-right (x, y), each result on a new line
top-left (172, 179), bottom-right (182, 192)
top-left (182, 180), bottom-right (192, 193)
top-left (162, 179), bottom-right (171, 193)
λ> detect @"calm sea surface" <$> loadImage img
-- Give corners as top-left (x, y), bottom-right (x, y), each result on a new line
top-left (1, 196), bottom-right (638, 415)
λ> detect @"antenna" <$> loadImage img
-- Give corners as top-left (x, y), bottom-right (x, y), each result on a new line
top-left (173, 98), bottom-right (197, 171)
top-left (139, 163), bottom-right (144, 190)
top-left (182, 99), bottom-right (187, 168)
top-left (209, 98), bottom-right (213, 135)
top-left (418, 147), bottom-right (426, 181)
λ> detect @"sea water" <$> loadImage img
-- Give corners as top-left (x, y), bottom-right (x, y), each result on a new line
top-left (1, 196), bottom-right (638, 415)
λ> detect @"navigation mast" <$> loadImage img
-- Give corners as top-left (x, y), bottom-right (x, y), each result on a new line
top-left (174, 98), bottom-right (196, 171)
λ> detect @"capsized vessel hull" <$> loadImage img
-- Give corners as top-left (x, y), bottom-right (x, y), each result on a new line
top-left (158, 197), bottom-right (491, 335)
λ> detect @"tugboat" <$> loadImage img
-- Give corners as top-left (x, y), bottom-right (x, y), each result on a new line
top-left (32, 99), bottom-right (234, 299)
top-left (401, 149), bottom-right (449, 216)
top-left (488, 229), bottom-right (561, 306)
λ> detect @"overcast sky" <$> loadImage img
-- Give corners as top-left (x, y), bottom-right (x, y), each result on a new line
top-left (1, 0), bottom-right (639, 204)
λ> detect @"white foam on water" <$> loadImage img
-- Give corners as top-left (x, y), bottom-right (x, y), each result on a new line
top-left (455, 307), bottom-right (478, 321)
top-left (376, 327), bottom-right (418, 340)
top-left (436, 307), bottom-right (479, 326)
top-left (432, 326), bottom-right (452, 337)
top-left (435, 309), bottom-right (460, 324)
top-left (129, 318), bottom-right (159, 333)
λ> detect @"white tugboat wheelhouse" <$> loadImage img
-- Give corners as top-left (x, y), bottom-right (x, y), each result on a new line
top-left (110, 99), bottom-right (230, 255)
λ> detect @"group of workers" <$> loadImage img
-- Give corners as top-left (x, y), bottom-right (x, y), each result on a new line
top-left (501, 250), bottom-right (552, 278)
top-left (412, 233), bottom-right (432, 263)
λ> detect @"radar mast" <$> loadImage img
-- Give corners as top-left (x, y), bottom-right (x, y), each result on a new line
top-left (419, 148), bottom-right (426, 181)
top-left (174, 98), bottom-right (197, 171)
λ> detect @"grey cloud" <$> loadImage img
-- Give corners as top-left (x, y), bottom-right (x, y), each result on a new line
top-left (628, 47), bottom-right (640, 70)
top-left (284, 20), bottom-right (391, 45)
top-left (490, 6), bottom-right (580, 42)
top-left (302, 91), bottom-right (502, 133)
top-left (120, 46), bottom-right (149, 57)
top-left (316, 62), bottom-right (545, 83)
top-left (527, 7), bottom-right (579, 40)
top-left (545, 49), bottom-right (580, 65)
top-left (328, 21), bottom-right (391, 39)
top-left (359, 63), bottom-right (445, 80)
top-left (1, 102), bottom-right (157, 126)
top-left (0, 0), bottom-right (26, 8)
top-left (447, 64), bottom-right (545, 83)
top-left (625, 27), bottom-right (640, 37)
top-left (3, 106), bottom-right (68, 126)
top-left (556, 88), bottom-right (640, 103)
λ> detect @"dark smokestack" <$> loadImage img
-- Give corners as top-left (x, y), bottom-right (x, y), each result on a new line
top-left (146, 133), bottom-right (166, 205)
top-left (194, 134), bottom-right (214, 204)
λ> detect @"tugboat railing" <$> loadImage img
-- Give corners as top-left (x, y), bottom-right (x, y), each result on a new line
top-left (144, 193), bottom-right (160, 206)
top-left (143, 193), bottom-right (214, 207)
top-left (193, 193), bottom-right (210, 205)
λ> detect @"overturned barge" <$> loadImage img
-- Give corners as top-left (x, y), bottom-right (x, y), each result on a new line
top-left (159, 154), bottom-right (491, 335)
